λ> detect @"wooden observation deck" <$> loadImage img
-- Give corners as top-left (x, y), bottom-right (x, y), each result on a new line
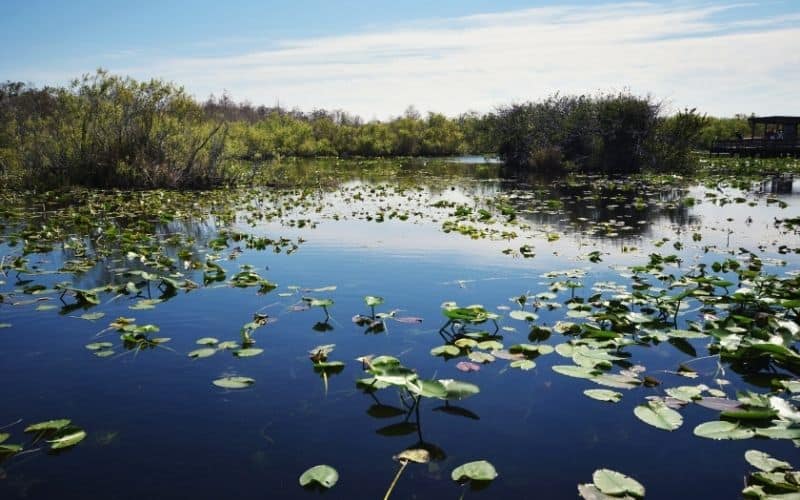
top-left (711, 116), bottom-right (800, 156)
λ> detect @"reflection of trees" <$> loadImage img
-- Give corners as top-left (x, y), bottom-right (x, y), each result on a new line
top-left (754, 174), bottom-right (796, 195)
top-left (497, 167), bottom-right (698, 240)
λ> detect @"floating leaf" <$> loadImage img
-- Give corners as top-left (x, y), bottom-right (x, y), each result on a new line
top-left (665, 385), bottom-right (704, 402)
top-left (451, 460), bottom-right (498, 482)
top-left (634, 402), bottom-right (683, 431)
top-left (25, 419), bottom-right (71, 433)
top-left (188, 348), bottom-right (217, 359)
top-left (299, 464), bottom-right (339, 489)
top-left (510, 359), bottom-right (535, 370)
top-left (395, 448), bottom-right (430, 464)
top-left (693, 421), bottom-right (755, 440)
top-left (431, 345), bottom-right (460, 357)
top-left (406, 379), bottom-right (447, 399)
top-left (234, 347), bottom-right (264, 357)
top-left (694, 397), bottom-right (741, 412)
top-left (364, 295), bottom-right (384, 307)
top-left (592, 469), bottom-right (645, 498)
top-left (468, 351), bottom-right (495, 364)
top-left (509, 310), bottom-right (538, 321)
top-left (196, 337), bottom-right (219, 345)
top-left (744, 450), bottom-right (792, 472)
top-left (212, 376), bottom-right (255, 389)
top-left (439, 379), bottom-right (480, 400)
top-left (0, 443), bottom-right (22, 454)
top-left (48, 429), bottom-right (87, 450)
top-left (80, 312), bottom-right (105, 321)
top-left (584, 389), bottom-right (622, 403)
top-left (85, 342), bottom-right (113, 351)
top-left (455, 361), bottom-right (481, 372)
top-left (755, 426), bottom-right (800, 440)
top-left (578, 483), bottom-right (618, 500)
top-left (552, 365), bottom-right (597, 379)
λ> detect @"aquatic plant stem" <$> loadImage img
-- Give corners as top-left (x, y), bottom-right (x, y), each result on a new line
top-left (383, 460), bottom-right (408, 500)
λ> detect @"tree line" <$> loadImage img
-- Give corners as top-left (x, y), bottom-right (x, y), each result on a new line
top-left (0, 70), bottom-right (747, 188)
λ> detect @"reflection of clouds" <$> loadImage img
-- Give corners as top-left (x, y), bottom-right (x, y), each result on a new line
top-left (236, 174), bottom-right (800, 272)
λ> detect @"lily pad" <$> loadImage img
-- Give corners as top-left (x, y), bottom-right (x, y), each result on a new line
top-left (744, 450), bottom-right (792, 472)
top-left (364, 295), bottom-right (384, 307)
top-left (509, 310), bottom-right (538, 321)
top-left (24, 419), bottom-right (71, 433)
top-left (592, 469), bottom-right (645, 498)
top-left (510, 359), bottom-right (535, 370)
top-left (439, 379), bottom-right (480, 400)
top-left (80, 312), bottom-right (106, 321)
top-left (188, 348), bottom-right (217, 359)
top-left (48, 429), bottom-right (87, 450)
top-left (299, 464), bottom-right (339, 489)
top-left (431, 345), bottom-right (460, 357)
top-left (693, 421), bottom-right (755, 440)
top-left (234, 347), bottom-right (264, 357)
top-left (212, 376), bottom-right (255, 389)
top-left (394, 448), bottom-right (430, 464)
top-left (634, 402), bottom-right (683, 431)
top-left (584, 389), bottom-right (622, 403)
top-left (451, 460), bottom-right (498, 482)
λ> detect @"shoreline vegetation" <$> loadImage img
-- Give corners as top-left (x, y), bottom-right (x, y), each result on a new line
top-left (0, 70), bottom-right (781, 189)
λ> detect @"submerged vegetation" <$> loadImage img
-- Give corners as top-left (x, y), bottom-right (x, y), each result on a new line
top-left (0, 70), bottom-right (759, 189)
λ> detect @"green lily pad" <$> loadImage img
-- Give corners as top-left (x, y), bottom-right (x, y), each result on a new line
top-left (552, 365), bottom-right (597, 379)
top-left (451, 460), bottom-right (498, 482)
top-left (584, 389), bottom-right (622, 403)
top-left (509, 310), bottom-right (538, 321)
top-left (0, 443), bottom-right (23, 454)
top-left (80, 312), bottom-right (106, 321)
top-left (439, 379), bottom-right (480, 400)
top-left (510, 359), bottom-right (535, 370)
top-left (212, 376), bottom-right (255, 389)
top-left (24, 419), bottom-right (71, 433)
top-left (633, 402), bottom-right (683, 431)
top-left (299, 464), bottom-right (338, 489)
top-left (85, 342), bottom-right (113, 351)
top-left (188, 348), bottom-right (217, 359)
top-left (406, 379), bottom-right (448, 399)
top-left (693, 421), bottom-right (755, 440)
top-left (592, 469), bottom-right (645, 498)
top-left (431, 345), bottom-right (460, 357)
top-left (234, 347), bottom-right (264, 357)
top-left (755, 427), bottom-right (800, 440)
top-left (364, 295), bottom-right (384, 307)
top-left (744, 450), bottom-right (792, 472)
top-left (394, 448), bottom-right (430, 464)
top-left (196, 337), bottom-right (219, 345)
top-left (48, 429), bottom-right (87, 450)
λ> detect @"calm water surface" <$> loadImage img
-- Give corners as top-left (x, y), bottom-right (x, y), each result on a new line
top-left (0, 162), bottom-right (798, 499)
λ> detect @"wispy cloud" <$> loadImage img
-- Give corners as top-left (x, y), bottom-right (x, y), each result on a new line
top-left (73, 2), bottom-right (800, 117)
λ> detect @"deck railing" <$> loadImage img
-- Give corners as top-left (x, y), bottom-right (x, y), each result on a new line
top-left (710, 138), bottom-right (800, 156)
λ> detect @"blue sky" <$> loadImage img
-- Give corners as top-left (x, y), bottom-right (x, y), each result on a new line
top-left (2, 1), bottom-right (799, 118)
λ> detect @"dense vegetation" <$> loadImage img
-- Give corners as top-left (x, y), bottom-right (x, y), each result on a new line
top-left (0, 70), bottom-right (752, 188)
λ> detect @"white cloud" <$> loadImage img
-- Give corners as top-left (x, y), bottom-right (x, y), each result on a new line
top-left (62, 2), bottom-right (800, 117)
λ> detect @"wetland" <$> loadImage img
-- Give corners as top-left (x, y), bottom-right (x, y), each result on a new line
top-left (0, 157), bottom-right (799, 499)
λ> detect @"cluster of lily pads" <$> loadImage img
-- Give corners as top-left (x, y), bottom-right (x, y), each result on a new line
top-left (0, 418), bottom-right (87, 467)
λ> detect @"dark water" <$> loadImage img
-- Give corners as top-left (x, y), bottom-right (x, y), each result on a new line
top-left (0, 162), bottom-right (798, 499)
